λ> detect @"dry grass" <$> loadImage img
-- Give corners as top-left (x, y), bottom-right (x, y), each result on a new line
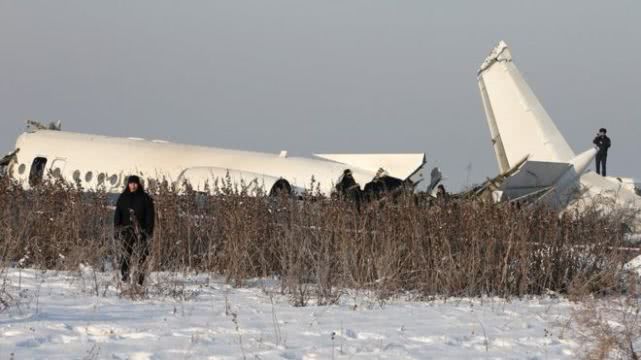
top-left (574, 293), bottom-right (641, 359)
top-left (0, 176), bottom-right (638, 304)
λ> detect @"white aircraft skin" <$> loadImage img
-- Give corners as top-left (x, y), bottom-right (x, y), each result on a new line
top-left (478, 41), bottom-right (641, 223)
top-left (2, 126), bottom-right (425, 196)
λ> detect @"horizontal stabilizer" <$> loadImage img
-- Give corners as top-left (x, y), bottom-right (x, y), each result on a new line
top-left (502, 161), bottom-right (570, 190)
top-left (313, 153), bottom-right (426, 180)
top-left (501, 160), bottom-right (570, 199)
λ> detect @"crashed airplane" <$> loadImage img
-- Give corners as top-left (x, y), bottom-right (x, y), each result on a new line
top-left (0, 121), bottom-right (426, 197)
top-left (1, 40), bottom-right (638, 215)
top-left (477, 41), bottom-right (641, 224)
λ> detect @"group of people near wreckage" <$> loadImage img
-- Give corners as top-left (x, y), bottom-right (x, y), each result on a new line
top-left (114, 128), bottom-right (611, 286)
top-left (113, 169), bottom-right (436, 286)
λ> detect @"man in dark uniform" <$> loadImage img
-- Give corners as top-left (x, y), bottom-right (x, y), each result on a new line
top-left (114, 175), bottom-right (155, 285)
top-left (593, 128), bottom-right (611, 176)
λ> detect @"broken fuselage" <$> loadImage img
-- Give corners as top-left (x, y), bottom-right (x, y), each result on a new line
top-left (3, 127), bottom-right (426, 197)
top-left (477, 41), bottom-right (641, 228)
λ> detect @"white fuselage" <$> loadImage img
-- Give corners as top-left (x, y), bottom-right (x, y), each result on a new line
top-left (8, 130), bottom-right (424, 195)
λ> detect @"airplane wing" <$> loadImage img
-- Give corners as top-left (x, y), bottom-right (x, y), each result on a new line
top-left (313, 153), bottom-right (426, 180)
top-left (478, 41), bottom-right (575, 173)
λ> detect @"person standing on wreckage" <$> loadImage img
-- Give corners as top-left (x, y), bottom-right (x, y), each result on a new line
top-left (114, 175), bottom-right (155, 285)
top-left (593, 128), bottom-right (611, 176)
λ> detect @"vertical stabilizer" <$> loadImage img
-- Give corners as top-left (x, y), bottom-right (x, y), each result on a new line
top-left (477, 41), bottom-right (575, 171)
top-left (479, 77), bottom-right (510, 173)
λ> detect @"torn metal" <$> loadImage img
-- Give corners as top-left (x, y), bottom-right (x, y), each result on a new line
top-left (478, 40), bottom-right (511, 75)
top-left (0, 149), bottom-right (19, 177)
top-left (26, 120), bottom-right (62, 133)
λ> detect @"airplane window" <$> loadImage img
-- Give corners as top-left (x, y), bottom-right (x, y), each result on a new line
top-left (85, 171), bottom-right (93, 182)
top-left (73, 170), bottom-right (81, 182)
top-left (97, 173), bottom-right (105, 185)
top-left (109, 174), bottom-right (118, 186)
top-left (18, 164), bottom-right (26, 174)
top-left (29, 157), bottom-right (48, 186)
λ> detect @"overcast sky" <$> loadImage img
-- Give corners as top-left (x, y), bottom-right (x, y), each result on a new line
top-left (1, 1), bottom-right (639, 190)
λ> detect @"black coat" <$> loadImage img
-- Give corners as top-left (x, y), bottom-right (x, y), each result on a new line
top-left (114, 188), bottom-right (155, 237)
top-left (593, 135), bottom-right (611, 156)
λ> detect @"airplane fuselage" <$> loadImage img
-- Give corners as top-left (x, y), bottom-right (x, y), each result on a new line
top-left (5, 129), bottom-right (425, 196)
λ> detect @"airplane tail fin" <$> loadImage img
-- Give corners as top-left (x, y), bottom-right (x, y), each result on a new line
top-left (478, 41), bottom-right (575, 173)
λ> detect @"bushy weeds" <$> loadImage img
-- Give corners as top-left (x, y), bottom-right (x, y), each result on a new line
top-left (574, 295), bottom-right (641, 359)
top-left (0, 177), bottom-right (638, 303)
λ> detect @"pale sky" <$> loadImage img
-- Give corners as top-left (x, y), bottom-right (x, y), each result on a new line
top-left (1, 1), bottom-right (640, 190)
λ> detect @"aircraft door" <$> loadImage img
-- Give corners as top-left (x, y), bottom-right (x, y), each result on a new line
top-left (29, 157), bottom-right (48, 186)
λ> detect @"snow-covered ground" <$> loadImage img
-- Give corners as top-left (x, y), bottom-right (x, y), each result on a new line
top-left (0, 268), bottom-right (585, 359)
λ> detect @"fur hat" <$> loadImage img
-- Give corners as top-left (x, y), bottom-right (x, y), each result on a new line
top-left (127, 175), bottom-right (141, 184)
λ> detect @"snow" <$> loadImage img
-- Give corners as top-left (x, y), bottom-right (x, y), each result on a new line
top-left (625, 254), bottom-right (641, 276)
top-left (0, 268), bottom-right (584, 359)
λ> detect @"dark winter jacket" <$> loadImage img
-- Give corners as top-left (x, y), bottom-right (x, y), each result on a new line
top-left (593, 135), bottom-right (611, 156)
top-left (336, 172), bottom-right (359, 194)
top-left (114, 185), bottom-right (155, 237)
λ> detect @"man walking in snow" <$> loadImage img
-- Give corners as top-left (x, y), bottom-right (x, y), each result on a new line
top-left (593, 128), bottom-right (611, 176)
top-left (114, 175), bottom-right (155, 285)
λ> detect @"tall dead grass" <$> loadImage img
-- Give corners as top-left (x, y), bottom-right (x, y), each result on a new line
top-left (0, 177), bottom-right (638, 303)
top-left (574, 293), bottom-right (641, 359)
